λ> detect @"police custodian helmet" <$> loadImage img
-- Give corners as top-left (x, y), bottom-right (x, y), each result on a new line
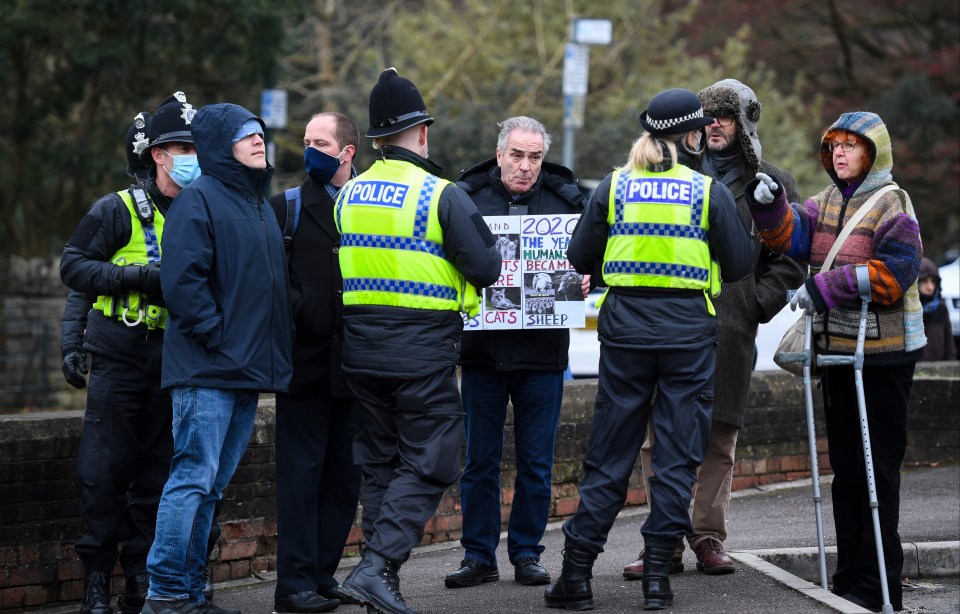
top-left (141, 91), bottom-right (196, 163)
top-left (125, 111), bottom-right (152, 182)
top-left (366, 68), bottom-right (435, 138)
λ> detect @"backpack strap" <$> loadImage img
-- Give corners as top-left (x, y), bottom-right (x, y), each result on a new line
top-left (282, 186), bottom-right (302, 250)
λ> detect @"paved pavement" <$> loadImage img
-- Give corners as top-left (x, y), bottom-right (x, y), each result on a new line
top-left (202, 464), bottom-right (959, 614)
top-left (39, 465), bottom-right (959, 614)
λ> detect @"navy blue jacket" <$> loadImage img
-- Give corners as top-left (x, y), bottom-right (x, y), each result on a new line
top-left (159, 103), bottom-right (293, 391)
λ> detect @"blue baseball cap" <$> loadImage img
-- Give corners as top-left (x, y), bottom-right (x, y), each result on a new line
top-left (233, 119), bottom-right (264, 143)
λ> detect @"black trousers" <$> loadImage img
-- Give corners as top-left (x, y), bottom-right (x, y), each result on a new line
top-left (346, 366), bottom-right (464, 564)
top-left (274, 390), bottom-right (361, 597)
top-left (74, 350), bottom-right (172, 575)
top-left (823, 361), bottom-right (915, 611)
top-left (563, 343), bottom-right (715, 554)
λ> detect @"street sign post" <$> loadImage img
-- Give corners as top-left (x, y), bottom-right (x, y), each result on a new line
top-left (260, 89), bottom-right (288, 130)
top-left (562, 19), bottom-right (612, 173)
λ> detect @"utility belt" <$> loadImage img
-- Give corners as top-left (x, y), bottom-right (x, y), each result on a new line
top-left (94, 292), bottom-right (167, 330)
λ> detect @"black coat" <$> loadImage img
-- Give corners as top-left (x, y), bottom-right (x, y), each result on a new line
top-left (456, 159), bottom-right (584, 371)
top-left (269, 177), bottom-right (352, 397)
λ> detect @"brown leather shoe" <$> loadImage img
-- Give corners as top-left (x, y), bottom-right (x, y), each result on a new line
top-left (693, 539), bottom-right (735, 575)
top-left (622, 550), bottom-right (684, 580)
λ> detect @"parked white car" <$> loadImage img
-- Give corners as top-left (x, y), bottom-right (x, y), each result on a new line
top-left (939, 259), bottom-right (959, 337)
top-left (568, 288), bottom-right (603, 378)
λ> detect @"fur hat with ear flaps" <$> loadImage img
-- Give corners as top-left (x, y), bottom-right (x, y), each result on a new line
top-left (698, 79), bottom-right (763, 174)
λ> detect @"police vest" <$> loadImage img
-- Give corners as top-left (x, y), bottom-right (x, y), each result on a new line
top-left (335, 160), bottom-right (480, 317)
top-left (602, 164), bottom-right (721, 313)
top-left (92, 188), bottom-right (167, 329)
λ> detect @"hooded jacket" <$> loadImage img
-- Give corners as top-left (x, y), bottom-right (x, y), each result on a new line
top-left (919, 257), bottom-right (956, 361)
top-left (159, 103), bottom-right (293, 390)
top-left (747, 112), bottom-right (925, 361)
top-left (456, 159), bottom-right (584, 371)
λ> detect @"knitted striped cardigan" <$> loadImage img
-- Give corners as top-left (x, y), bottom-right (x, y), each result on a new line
top-left (748, 112), bottom-right (925, 358)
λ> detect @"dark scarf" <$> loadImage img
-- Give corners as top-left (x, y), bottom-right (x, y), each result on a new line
top-left (921, 290), bottom-right (941, 313)
top-left (701, 142), bottom-right (742, 187)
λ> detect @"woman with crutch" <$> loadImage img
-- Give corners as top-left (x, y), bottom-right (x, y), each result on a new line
top-left (746, 112), bottom-right (925, 612)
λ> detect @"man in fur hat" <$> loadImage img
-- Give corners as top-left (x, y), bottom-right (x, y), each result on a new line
top-left (622, 79), bottom-right (805, 579)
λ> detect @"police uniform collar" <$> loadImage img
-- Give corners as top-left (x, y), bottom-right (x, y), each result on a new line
top-left (380, 145), bottom-right (444, 176)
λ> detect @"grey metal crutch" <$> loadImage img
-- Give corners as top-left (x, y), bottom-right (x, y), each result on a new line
top-left (817, 265), bottom-right (894, 614)
top-left (778, 298), bottom-right (829, 590)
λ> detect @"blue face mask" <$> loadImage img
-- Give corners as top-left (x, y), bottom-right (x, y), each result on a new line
top-left (304, 146), bottom-right (345, 185)
top-left (162, 150), bottom-right (201, 188)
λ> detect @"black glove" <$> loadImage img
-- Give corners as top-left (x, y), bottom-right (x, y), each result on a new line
top-left (62, 349), bottom-right (88, 389)
top-left (121, 264), bottom-right (163, 299)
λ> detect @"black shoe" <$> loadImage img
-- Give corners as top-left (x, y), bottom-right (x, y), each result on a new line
top-left (340, 551), bottom-right (418, 614)
top-left (142, 599), bottom-right (200, 614)
top-left (543, 547), bottom-right (596, 611)
top-left (444, 559), bottom-right (499, 589)
top-left (273, 591), bottom-right (339, 613)
top-left (196, 602), bottom-right (240, 614)
top-left (642, 545), bottom-right (676, 610)
top-left (839, 592), bottom-right (883, 613)
top-left (116, 573), bottom-right (149, 614)
top-left (319, 585), bottom-right (359, 606)
top-left (80, 572), bottom-right (113, 614)
top-left (514, 557), bottom-right (550, 586)
top-left (200, 566), bottom-right (214, 602)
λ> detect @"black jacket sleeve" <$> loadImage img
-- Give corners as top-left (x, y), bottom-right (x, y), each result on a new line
top-left (60, 193), bottom-right (134, 296)
top-left (437, 184), bottom-right (501, 290)
top-left (567, 173), bottom-right (613, 280)
top-left (60, 290), bottom-right (93, 355)
top-left (707, 180), bottom-right (756, 283)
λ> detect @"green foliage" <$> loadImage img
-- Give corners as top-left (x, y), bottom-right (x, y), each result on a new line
top-left (0, 0), bottom-right (304, 256)
top-left (2, 0), bottom-right (955, 260)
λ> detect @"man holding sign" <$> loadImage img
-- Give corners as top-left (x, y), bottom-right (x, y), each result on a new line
top-left (445, 116), bottom-right (587, 590)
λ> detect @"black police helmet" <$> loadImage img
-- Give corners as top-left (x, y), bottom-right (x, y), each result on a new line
top-left (366, 67), bottom-right (434, 138)
top-left (125, 111), bottom-right (152, 181)
top-left (141, 91), bottom-right (196, 163)
top-left (639, 88), bottom-right (714, 136)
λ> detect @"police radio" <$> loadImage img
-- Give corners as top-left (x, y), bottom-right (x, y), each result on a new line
top-left (129, 186), bottom-right (155, 224)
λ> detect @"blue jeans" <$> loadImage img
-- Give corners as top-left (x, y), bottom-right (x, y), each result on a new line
top-left (459, 367), bottom-right (563, 565)
top-left (146, 387), bottom-right (258, 602)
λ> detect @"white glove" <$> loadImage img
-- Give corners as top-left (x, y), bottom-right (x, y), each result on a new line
top-left (753, 172), bottom-right (779, 204)
top-left (789, 284), bottom-right (816, 312)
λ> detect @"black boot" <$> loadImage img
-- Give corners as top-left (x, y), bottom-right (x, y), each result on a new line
top-left (543, 547), bottom-right (596, 611)
top-left (340, 550), bottom-right (418, 614)
top-left (80, 572), bottom-right (113, 614)
top-left (115, 573), bottom-right (148, 614)
top-left (642, 545), bottom-right (676, 610)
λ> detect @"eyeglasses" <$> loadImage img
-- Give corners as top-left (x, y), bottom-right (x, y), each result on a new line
top-left (826, 140), bottom-right (858, 153)
top-left (712, 116), bottom-right (735, 127)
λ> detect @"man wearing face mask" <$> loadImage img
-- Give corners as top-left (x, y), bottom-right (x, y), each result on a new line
top-left (266, 112), bottom-right (363, 614)
top-left (59, 92), bottom-right (199, 614)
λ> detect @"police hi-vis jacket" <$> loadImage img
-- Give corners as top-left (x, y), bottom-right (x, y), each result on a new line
top-left (92, 188), bottom-right (167, 330)
top-left (331, 147), bottom-right (500, 378)
top-left (335, 158), bottom-right (480, 317)
top-left (604, 164), bottom-right (721, 312)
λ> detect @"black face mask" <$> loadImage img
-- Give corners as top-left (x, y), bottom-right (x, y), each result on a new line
top-left (304, 146), bottom-right (344, 184)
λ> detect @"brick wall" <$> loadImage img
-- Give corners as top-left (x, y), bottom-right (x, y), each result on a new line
top-left (0, 364), bottom-right (956, 609)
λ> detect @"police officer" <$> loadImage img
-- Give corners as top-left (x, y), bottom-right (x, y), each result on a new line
top-left (60, 93), bottom-right (199, 614)
top-left (61, 111), bottom-right (153, 392)
top-left (335, 68), bottom-right (501, 614)
top-left (542, 88), bottom-right (755, 611)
